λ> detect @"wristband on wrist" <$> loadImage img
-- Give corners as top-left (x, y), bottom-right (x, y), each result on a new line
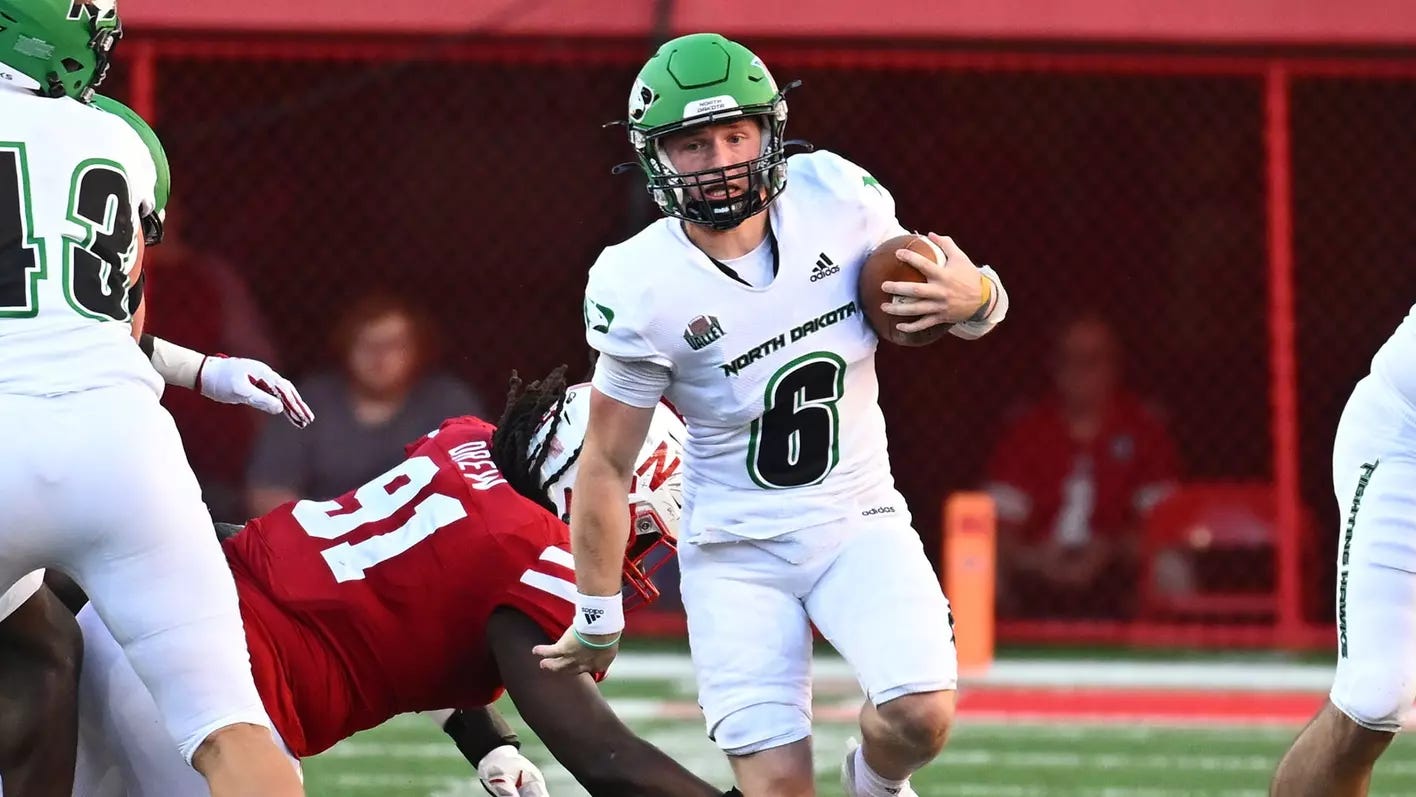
top-left (444, 707), bottom-right (520, 767)
top-left (572, 628), bottom-right (622, 649)
top-left (968, 271), bottom-right (998, 324)
top-left (573, 591), bottom-right (625, 636)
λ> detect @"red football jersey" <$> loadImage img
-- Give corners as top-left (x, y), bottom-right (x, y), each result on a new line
top-left (222, 417), bottom-right (580, 757)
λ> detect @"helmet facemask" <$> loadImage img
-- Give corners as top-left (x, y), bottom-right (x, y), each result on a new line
top-left (620, 462), bottom-right (683, 610)
top-left (635, 99), bottom-right (791, 231)
top-left (78, 9), bottom-right (121, 103)
top-left (621, 34), bottom-right (806, 230)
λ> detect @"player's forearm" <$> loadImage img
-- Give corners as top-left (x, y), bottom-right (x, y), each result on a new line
top-left (569, 460), bottom-right (633, 598)
top-left (429, 707), bottom-right (519, 767)
top-left (564, 734), bottom-right (723, 797)
top-left (137, 333), bottom-right (207, 389)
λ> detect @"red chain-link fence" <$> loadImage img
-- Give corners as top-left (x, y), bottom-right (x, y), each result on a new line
top-left (101, 35), bottom-right (1416, 649)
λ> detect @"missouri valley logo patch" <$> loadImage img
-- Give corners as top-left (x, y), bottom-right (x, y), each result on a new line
top-left (683, 315), bottom-right (726, 351)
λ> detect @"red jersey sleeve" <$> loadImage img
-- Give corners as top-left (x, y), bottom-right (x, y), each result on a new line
top-left (496, 519), bottom-right (577, 644)
top-left (414, 415), bottom-right (576, 643)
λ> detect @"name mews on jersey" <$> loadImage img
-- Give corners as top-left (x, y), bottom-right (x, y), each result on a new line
top-left (719, 300), bottom-right (858, 377)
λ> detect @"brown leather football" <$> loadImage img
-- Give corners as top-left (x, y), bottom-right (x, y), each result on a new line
top-left (859, 233), bottom-right (949, 347)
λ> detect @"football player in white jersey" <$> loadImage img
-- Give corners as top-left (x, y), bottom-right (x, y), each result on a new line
top-left (1272, 304), bottom-right (1416, 796)
top-left (0, 3), bottom-right (307, 795)
top-left (535, 33), bottom-right (1009, 797)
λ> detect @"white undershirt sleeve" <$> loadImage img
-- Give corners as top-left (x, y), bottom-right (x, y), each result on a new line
top-left (591, 353), bottom-right (672, 409)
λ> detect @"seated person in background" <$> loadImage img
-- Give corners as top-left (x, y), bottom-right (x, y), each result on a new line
top-left (247, 293), bottom-right (487, 516)
top-left (984, 313), bottom-right (1180, 619)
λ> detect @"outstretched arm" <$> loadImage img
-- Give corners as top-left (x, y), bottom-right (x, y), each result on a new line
top-left (533, 389), bottom-right (655, 675)
top-left (136, 334), bottom-right (314, 428)
top-left (490, 607), bottom-right (725, 797)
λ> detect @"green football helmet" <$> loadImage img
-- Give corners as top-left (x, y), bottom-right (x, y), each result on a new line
top-left (91, 94), bottom-right (169, 245)
top-left (624, 33), bottom-right (801, 231)
top-left (0, 0), bottom-right (122, 102)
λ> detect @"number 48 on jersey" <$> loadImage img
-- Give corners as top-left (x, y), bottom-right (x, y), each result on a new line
top-left (1, 142), bottom-right (139, 322)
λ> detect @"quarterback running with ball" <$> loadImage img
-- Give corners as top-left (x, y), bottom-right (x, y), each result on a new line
top-left (536, 33), bottom-right (1009, 797)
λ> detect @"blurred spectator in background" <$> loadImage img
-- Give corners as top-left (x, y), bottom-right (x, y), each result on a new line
top-left (143, 205), bottom-right (283, 521)
top-left (985, 313), bottom-right (1180, 619)
top-left (245, 293), bottom-right (485, 516)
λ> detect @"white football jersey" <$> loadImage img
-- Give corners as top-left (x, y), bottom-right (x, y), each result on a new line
top-left (1371, 302), bottom-right (1416, 408)
top-left (0, 87), bottom-right (160, 397)
top-left (585, 150), bottom-right (916, 541)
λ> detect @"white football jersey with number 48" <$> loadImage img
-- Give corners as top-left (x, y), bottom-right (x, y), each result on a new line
top-left (0, 88), bottom-right (160, 397)
top-left (585, 150), bottom-right (917, 542)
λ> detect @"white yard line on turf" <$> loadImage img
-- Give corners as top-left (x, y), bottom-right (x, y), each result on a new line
top-left (610, 651), bottom-right (1334, 691)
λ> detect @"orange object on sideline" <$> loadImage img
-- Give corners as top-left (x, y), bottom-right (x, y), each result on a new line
top-left (944, 492), bottom-right (996, 677)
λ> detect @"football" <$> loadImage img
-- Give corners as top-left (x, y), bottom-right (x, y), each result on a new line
top-left (859, 233), bottom-right (950, 347)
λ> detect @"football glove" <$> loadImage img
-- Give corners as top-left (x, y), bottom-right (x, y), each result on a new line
top-left (198, 355), bottom-right (314, 428)
top-left (478, 745), bottom-right (549, 797)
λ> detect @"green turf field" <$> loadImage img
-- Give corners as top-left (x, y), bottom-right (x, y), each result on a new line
top-left (301, 659), bottom-right (1416, 797)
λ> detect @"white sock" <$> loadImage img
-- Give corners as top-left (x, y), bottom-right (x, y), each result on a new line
top-left (852, 745), bottom-right (909, 797)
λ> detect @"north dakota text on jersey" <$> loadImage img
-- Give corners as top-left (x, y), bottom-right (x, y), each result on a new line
top-left (719, 300), bottom-right (858, 377)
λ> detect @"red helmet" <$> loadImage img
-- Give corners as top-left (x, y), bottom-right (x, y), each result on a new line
top-left (533, 384), bottom-right (685, 610)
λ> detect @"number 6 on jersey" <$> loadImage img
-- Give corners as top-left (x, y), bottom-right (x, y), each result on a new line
top-left (747, 352), bottom-right (846, 489)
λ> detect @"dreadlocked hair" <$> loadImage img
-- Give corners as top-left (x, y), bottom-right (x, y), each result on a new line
top-left (490, 364), bottom-right (572, 514)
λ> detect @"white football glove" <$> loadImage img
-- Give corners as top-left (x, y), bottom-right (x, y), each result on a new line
top-left (478, 745), bottom-right (550, 797)
top-left (198, 356), bottom-right (314, 428)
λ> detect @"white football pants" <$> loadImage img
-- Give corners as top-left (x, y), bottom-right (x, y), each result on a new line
top-left (680, 511), bottom-right (958, 754)
top-left (0, 384), bottom-right (272, 764)
top-left (65, 604), bottom-right (299, 797)
top-left (1329, 374), bottom-right (1416, 732)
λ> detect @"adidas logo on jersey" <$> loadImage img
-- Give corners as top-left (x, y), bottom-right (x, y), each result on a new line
top-left (581, 607), bottom-right (605, 626)
top-left (683, 315), bottom-right (726, 351)
top-left (810, 253), bottom-right (840, 282)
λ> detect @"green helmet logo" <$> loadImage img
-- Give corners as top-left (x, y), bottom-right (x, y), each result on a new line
top-left (0, 0), bottom-right (122, 101)
top-left (624, 33), bottom-right (801, 231)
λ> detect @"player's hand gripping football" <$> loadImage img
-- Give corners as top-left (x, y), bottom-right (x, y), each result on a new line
top-left (478, 745), bottom-right (550, 797)
top-left (532, 626), bottom-right (620, 676)
top-left (198, 356), bottom-right (315, 428)
top-left (880, 233), bottom-right (991, 334)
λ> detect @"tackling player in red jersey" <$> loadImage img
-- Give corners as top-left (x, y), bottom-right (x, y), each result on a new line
top-left (62, 368), bottom-right (737, 797)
